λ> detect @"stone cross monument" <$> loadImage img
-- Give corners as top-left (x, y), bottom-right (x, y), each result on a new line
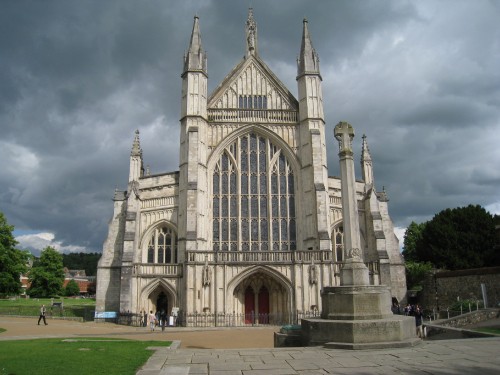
top-left (334, 121), bottom-right (369, 286)
top-left (299, 121), bottom-right (418, 349)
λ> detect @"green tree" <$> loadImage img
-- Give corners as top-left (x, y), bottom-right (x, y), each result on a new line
top-left (0, 212), bottom-right (30, 297)
top-left (405, 261), bottom-right (433, 290)
top-left (402, 221), bottom-right (426, 262)
top-left (64, 279), bottom-right (80, 296)
top-left (415, 205), bottom-right (497, 270)
top-left (62, 252), bottom-right (101, 276)
top-left (28, 246), bottom-right (65, 297)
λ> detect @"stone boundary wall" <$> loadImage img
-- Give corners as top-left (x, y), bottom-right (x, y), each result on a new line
top-left (435, 309), bottom-right (500, 328)
top-left (419, 267), bottom-right (500, 310)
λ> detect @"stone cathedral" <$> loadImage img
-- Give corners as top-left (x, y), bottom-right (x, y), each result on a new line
top-left (96, 10), bottom-right (407, 325)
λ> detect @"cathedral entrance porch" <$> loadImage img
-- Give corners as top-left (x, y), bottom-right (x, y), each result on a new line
top-left (138, 279), bottom-right (177, 320)
top-left (232, 269), bottom-right (290, 326)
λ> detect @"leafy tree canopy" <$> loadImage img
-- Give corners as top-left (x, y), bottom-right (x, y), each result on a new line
top-left (415, 205), bottom-right (498, 270)
top-left (62, 252), bottom-right (101, 276)
top-left (0, 212), bottom-right (30, 297)
top-left (405, 261), bottom-right (433, 290)
top-left (28, 246), bottom-right (65, 298)
top-left (64, 279), bottom-right (80, 296)
top-left (402, 221), bottom-right (426, 262)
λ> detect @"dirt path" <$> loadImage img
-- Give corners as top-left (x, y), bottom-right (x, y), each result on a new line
top-left (0, 316), bottom-right (278, 349)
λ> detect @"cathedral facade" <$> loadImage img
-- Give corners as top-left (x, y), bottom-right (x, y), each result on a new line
top-left (96, 10), bottom-right (407, 325)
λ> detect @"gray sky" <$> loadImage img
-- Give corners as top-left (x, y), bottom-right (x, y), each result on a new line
top-left (1, 0), bottom-right (499, 255)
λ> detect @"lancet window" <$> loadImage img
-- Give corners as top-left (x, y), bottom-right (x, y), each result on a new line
top-left (212, 132), bottom-right (296, 251)
top-left (332, 225), bottom-right (344, 262)
top-left (239, 95), bottom-right (267, 109)
top-left (146, 226), bottom-right (178, 264)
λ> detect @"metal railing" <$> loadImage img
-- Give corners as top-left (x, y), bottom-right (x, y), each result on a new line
top-left (116, 310), bottom-right (321, 328)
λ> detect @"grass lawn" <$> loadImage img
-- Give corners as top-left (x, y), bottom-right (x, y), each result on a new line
top-left (0, 297), bottom-right (96, 307)
top-left (475, 327), bottom-right (500, 335)
top-left (0, 338), bottom-right (171, 375)
top-left (0, 298), bottom-right (96, 320)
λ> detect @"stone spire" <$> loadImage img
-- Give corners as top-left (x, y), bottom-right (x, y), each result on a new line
top-left (297, 18), bottom-right (320, 77)
top-left (361, 134), bottom-right (374, 186)
top-left (131, 129), bottom-right (142, 157)
top-left (246, 8), bottom-right (258, 57)
top-left (183, 16), bottom-right (207, 74)
top-left (129, 130), bottom-right (144, 182)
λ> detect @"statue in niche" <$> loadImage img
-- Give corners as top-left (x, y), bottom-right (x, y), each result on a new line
top-left (309, 261), bottom-right (318, 285)
top-left (246, 9), bottom-right (256, 52)
top-left (247, 27), bottom-right (255, 49)
top-left (202, 257), bottom-right (212, 287)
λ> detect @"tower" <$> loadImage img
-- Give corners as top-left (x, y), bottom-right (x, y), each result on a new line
top-left (296, 19), bottom-right (331, 252)
top-left (179, 16), bottom-right (209, 256)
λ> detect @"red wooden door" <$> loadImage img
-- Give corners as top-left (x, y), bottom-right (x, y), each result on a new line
top-left (244, 287), bottom-right (255, 324)
top-left (258, 286), bottom-right (269, 324)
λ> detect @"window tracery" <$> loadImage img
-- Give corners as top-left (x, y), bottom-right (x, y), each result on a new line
top-left (332, 225), bottom-right (344, 262)
top-left (239, 95), bottom-right (267, 109)
top-left (146, 226), bottom-right (178, 264)
top-left (213, 132), bottom-right (296, 251)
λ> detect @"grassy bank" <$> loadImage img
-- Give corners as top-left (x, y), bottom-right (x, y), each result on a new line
top-left (475, 327), bottom-right (500, 335)
top-left (0, 337), bottom-right (171, 375)
top-left (0, 298), bottom-right (96, 321)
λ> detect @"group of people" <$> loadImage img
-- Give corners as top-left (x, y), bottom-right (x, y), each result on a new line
top-left (392, 302), bottom-right (426, 338)
top-left (140, 309), bottom-right (169, 332)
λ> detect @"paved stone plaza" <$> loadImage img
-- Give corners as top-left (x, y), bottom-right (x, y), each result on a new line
top-left (138, 338), bottom-right (500, 374)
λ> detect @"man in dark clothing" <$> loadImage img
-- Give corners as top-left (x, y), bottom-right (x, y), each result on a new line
top-left (38, 304), bottom-right (48, 325)
top-left (414, 306), bottom-right (424, 338)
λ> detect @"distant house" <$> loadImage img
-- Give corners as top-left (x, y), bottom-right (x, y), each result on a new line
top-left (63, 268), bottom-right (96, 296)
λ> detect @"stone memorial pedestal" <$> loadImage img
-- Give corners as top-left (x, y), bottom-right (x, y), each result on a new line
top-left (301, 258), bottom-right (419, 349)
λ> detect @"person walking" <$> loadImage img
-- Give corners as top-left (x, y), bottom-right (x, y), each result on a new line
top-left (160, 309), bottom-right (167, 331)
top-left (148, 310), bottom-right (156, 332)
top-left (37, 304), bottom-right (48, 325)
top-left (414, 305), bottom-right (424, 338)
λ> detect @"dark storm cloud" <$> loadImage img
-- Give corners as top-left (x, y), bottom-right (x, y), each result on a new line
top-left (1, 0), bottom-right (499, 253)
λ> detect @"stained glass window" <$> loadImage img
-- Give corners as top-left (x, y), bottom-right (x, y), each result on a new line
top-left (333, 226), bottom-right (344, 262)
top-left (238, 95), bottom-right (268, 109)
top-left (212, 132), bottom-right (296, 252)
top-left (146, 226), bottom-right (178, 264)
top-left (148, 246), bottom-right (154, 263)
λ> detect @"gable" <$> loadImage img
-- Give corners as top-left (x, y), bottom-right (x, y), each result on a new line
top-left (208, 56), bottom-right (299, 111)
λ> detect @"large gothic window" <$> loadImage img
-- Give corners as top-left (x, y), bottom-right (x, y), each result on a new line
top-left (212, 132), bottom-right (296, 251)
top-left (146, 226), bottom-right (178, 264)
top-left (332, 225), bottom-right (344, 262)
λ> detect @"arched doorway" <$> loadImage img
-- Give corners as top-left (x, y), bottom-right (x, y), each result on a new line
top-left (243, 286), bottom-right (269, 324)
top-left (156, 291), bottom-right (168, 315)
top-left (235, 271), bottom-right (288, 325)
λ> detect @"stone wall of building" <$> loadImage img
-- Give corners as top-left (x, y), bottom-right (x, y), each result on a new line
top-left (419, 267), bottom-right (500, 311)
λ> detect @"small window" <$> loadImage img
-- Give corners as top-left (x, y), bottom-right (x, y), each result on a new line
top-left (332, 226), bottom-right (344, 262)
top-left (239, 95), bottom-right (268, 109)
